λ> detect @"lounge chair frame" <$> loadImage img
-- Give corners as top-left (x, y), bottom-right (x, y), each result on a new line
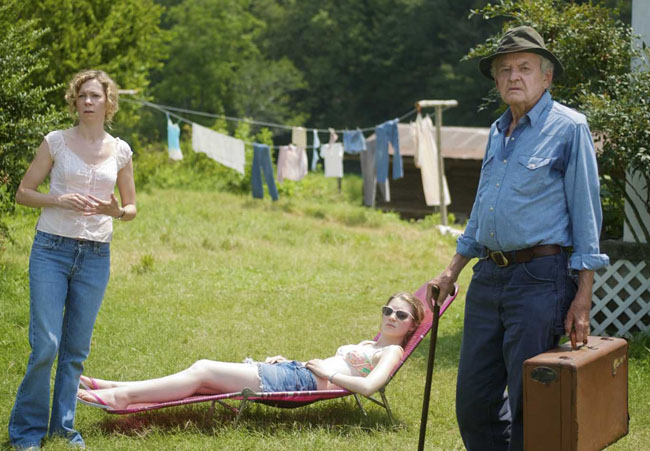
top-left (103, 282), bottom-right (459, 426)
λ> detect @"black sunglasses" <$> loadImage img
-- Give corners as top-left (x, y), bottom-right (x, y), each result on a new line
top-left (382, 306), bottom-right (414, 321)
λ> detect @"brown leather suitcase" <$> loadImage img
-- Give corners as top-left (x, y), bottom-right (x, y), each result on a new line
top-left (523, 336), bottom-right (628, 451)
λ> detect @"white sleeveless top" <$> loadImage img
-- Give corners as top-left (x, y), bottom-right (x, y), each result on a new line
top-left (36, 130), bottom-right (133, 243)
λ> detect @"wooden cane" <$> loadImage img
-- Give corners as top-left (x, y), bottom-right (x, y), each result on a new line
top-left (418, 284), bottom-right (441, 451)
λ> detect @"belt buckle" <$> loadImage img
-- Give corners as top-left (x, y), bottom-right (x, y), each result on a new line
top-left (490, 251), bottom-right (509, 268)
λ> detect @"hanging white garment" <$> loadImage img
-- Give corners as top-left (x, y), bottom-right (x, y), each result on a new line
top-left (414, 114), bottom-right (451, 207)
top-left (191, 123), bottom-right (245, 174)
top-left (320, 142), bottom-right (344, 178)
top-left (277, 145), bottom-right (308, 183)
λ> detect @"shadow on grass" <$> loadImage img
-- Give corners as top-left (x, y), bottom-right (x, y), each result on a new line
top-left (95, 399), bottom-right (402, 437)
top-left (407, 329), bottom-right (464, 372)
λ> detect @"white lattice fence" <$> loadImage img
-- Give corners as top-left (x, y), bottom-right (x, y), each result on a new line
top-left (592, 259), bottom-right (650, 336)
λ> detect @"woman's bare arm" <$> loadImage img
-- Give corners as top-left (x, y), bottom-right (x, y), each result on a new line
top-left (16, 139), bottom-right (95, 211)
top-left (306, 346), bottom-right (403, 397)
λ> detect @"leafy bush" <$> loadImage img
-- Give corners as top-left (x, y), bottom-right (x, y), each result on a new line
top-left (0, 3), bottom-right (66, 245)
top-left (582, 71), bottom-right (650, 242)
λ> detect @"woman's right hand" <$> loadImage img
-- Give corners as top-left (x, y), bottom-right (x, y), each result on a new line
top-left (264, 355), bottom-right (289, 364)
top-left (56, 193), bottom-right (97, 211)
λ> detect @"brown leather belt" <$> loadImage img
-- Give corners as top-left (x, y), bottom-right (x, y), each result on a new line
top-left (485, 244), bottom-right (562, 268)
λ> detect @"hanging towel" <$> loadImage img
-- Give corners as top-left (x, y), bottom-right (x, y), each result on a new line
top-left (277, 145), bottom-right (308, 183)
top-left (251, 143), bottom-right (279, 201)
top-left (375, 118), bottom-right (402, 183)
top-left (320, 142), bottom-right (344, 178)
top-left (414, 114), bottom-right (450, 206)
top-left (167, 115), bottom-right (183, 160)
top-left (192, 123), bottom-right (245, 174)
top-left (311, 129), bottom-right (321, 171)
top-left (343, 129), bottom-right (366, 153)
top-left (292, 126), bottom-right (308, 148)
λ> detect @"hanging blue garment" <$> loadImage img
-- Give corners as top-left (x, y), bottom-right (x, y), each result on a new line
top-left (311, 129), bottom-right (321, 171)
top-left (167, 114), bottom-right (183, 160)
top-left (343, 129), bottom-right (367, 153)
top-left (375, 118), bottom-right (402, 183)
top-left (251, 143), bottom-right (279, 201)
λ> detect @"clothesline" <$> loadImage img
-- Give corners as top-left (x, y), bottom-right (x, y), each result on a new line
top-left (122, 97), bottom-right (417, 135)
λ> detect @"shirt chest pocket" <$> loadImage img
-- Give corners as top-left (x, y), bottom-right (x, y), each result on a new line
top-left (513, 156), bottom-right (559, 195)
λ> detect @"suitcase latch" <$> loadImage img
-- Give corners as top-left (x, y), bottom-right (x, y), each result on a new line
top-left (612, 355), bottom-right (626, 376)
top-left (531, 366), bottom-right (557, 384)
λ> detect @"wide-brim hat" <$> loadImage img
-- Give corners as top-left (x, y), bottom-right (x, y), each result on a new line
top-left (479, 25), bottom-right (564, 80)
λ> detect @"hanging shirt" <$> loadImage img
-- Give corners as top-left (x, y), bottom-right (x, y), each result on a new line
top-left (191, 123), bottom-right (245, 174)
top-left (320, 143), bottom-right (344, 178)
top-left (413, 114), bottom-right (450, 207)
top-left (167, 117), bottom-right (183, 161)
top-left (277, 145), bottom-right (308, 183)
top-left (343, 129), bottom-right (367, 153)
top-left (292, 126), bottom-right (308, 148)
top-left (311, 129), bottom-right (321, 171)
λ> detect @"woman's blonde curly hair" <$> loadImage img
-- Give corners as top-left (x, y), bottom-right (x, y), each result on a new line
top-left (64, 70), bottom-right (119, 125)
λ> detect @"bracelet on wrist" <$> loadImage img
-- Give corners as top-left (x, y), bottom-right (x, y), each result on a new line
top-left (328, 372), bottom-right (338, 383)
top-left (115, 208), bottom-right (126, 220)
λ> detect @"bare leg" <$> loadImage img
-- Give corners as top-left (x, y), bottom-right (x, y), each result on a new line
top-left (78, 360), bottom-right (261, 410)
top-left (80, 375), bottom-right (124, 389)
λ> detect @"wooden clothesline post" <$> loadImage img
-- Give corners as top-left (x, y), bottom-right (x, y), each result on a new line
top-left (415, 99), bottom-right (458, 226)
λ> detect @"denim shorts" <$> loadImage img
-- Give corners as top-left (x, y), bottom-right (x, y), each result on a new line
top-left (257, 361), bottom-right (318, 392)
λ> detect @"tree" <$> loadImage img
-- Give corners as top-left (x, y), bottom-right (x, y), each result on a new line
top-left (0, 2), bottom-right (66, 244)
top-left (16, 0), bottom-right (169, 131)
top-left (132, 0), bottom-right (307, 142)
top-left (257, 0), bottom-right (500, 128)
top-left (465, 0), bottom-right (649, 241)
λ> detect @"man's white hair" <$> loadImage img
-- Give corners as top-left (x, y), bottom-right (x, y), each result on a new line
top-left (490, 53), bottom-right (555, 79)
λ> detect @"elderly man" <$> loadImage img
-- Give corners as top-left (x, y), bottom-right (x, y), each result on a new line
top-left (428, 26), bottom-right (609, 450)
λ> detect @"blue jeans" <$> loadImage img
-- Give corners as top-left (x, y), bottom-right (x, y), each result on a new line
top-left (257, 361), bottom-right (318, 392)
top-left (9, 231), bottom-right (110, 448)
top-left (251, 143), bottom-right (279, 201)
top-left (456, 253), bottom-right (577, 451)
top-left (375, 119), bottom-right (402, 183)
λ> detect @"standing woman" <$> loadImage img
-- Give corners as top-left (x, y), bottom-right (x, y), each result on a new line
top-left (9, 70), bottom-right (136, 449)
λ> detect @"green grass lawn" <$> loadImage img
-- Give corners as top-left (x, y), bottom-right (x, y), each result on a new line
top-left (1, 174), bottom-right (648, 450)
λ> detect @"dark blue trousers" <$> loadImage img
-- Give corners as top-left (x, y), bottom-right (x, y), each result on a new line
top-left (251, 144), bottom-right (278, 201)
top-left (456, 253), bottom-right (577, 451)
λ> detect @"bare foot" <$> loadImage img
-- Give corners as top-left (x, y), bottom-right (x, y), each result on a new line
top-left (80, 375), bottom-right (119, 390)
top-left (78, 388), bottom-right (128, 410)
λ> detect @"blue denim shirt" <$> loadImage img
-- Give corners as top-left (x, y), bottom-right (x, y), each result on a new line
top-left (457, 91), bottom-right (609, 271)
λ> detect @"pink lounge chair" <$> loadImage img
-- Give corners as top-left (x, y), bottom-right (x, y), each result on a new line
top-left (101, 282), bottom-right (460, 426)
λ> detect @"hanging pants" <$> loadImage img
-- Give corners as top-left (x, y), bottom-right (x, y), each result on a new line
top-left (360, 139), bottom-right (390, 206)
top-left (375, 119), bottom-right (402, 183)
top-left (251, 144), bottom-right (279, 201)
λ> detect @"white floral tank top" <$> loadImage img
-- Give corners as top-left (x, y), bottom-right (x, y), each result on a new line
top-left (36, 130), bottom-right (132, 243)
